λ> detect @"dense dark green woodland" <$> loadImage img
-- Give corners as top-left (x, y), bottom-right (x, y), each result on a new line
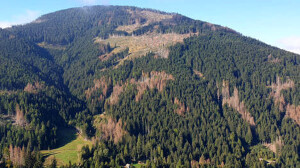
top-left (0, 5), bottom-right (299, 168)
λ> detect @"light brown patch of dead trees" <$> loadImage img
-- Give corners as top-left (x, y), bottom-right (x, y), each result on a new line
top-left (222, 81), bottom-right (256, 126)
top-left (204, 22), bottom-right (217, 31)
top-left (268, 54), bottom-right (281, 63)
top-left (8, 145), bottom-right (26, 167)
top-left (268, 76), bottom-right (299, 125)
top-left (109, 83), bottom-right (125, 105)
top-left (134, 71), bottom-right (174, 101)
top-left (191, 155), bottom-right (212, 168)
top-left (285, 104), bottom-right (300, 125)
top-left (87, 71), bottom-right (174, 106)
top-left (24, 81), bottom-right (44, 94)
top-left (109, 71), bottom-right (174, 104)
top-left (193, 70), bottom-right (204, 78)
top-left (263, 137), bottom-right (283, 153)
top-left (85, 77), bottom-right (110, 101)
top-left (173, 97), bottom-right (189, 116)
top-left (191, 160), bottom-right (199, 168)
top-left (96, 117), bottom-right (127, 144)
top-left (15, 103), bottom-right (27, 127)
top-left (268, 76), bottom-right (294, 111)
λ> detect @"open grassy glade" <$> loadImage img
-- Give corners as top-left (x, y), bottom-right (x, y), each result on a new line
top-left (41, 128), bottom-right (93, 166)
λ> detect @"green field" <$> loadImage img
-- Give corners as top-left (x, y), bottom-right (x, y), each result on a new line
top-left (41, 128), bottom-right (93, 166)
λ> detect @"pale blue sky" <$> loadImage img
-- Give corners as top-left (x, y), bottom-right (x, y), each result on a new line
top-left (1, 0), bottom-right (299, 54)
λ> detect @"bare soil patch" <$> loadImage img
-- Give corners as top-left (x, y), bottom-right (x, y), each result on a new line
top-left (95, 33), bottom-right (196, 62)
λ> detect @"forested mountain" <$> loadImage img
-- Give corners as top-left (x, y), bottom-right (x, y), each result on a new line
top-left (0, 5), bottom-right (299, 168)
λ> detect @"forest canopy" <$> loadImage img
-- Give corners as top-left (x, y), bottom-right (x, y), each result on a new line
top-left (0, 5), bottom-right (299, 168)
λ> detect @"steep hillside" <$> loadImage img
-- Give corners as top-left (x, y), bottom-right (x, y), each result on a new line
top-left (0, 5), bottom-right (299, 168)
top-left (0, 29), bottom-right (62, 90)
top-left (0, 28), bottom-right (86, 163)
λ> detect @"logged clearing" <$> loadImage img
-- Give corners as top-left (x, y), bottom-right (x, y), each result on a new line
top-left (41, 128), bottom-right (92, 167)
top-left (95, 33), bottom-right (195, 62)
top-left (116, 9), bottom-right (173, 33)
